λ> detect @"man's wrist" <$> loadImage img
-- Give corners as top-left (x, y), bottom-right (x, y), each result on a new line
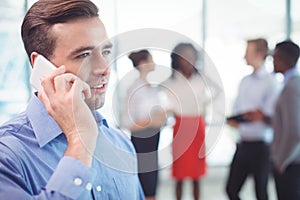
top-left (64, 144), bottom-right (94, 167)
top-left (64, 134), bottom-right (95, 167)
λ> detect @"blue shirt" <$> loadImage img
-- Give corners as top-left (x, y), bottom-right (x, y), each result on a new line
top-left (0, 94), bottom-right (145, 199)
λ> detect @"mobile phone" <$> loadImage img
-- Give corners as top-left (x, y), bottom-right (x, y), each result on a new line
top-left (30, 55), bottom-right (56, 91)
top-left (226, 113), bottom-right (248, 123)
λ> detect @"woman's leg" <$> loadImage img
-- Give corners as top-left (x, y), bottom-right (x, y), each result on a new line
top-left (192, 179), bottom-right (200, 200)
top-left (176, 180), bottom-right (183, 200)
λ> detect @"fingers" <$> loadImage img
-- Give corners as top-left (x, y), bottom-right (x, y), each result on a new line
top-left (40, 64), bottom-right (91, 99)
top-left (38, 89), bottom-right (51, 111)
top-left (53, 74), bottom-right (91, 100)
top-left (40, 65), bottom-right (66, 96)
top-left (227, 119), bottom-right (239, 128)
top-left (54, 73), bottom-right (79, 94)
top-left (39, 64), bottom-right (92, 112)
top-left (71, 79), bottom-right (91, 100)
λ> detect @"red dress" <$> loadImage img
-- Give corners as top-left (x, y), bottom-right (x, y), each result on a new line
top-left (172, 115), bottom-right (206, 180)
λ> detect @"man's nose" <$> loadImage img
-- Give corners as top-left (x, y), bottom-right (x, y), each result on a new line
top-left (92, 54), bottom-right (110, 76)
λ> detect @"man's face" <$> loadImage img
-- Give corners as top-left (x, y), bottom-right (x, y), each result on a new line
top-left (273, 49), bottom-right (286, 73)
top-left (50, 17), bottom-right (112, 110)
top-left (244, 43), bottom-right (258, 68)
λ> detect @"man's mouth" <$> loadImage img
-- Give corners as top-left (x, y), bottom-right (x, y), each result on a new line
top-left (91, 83), bottom-right (105, 89)
top-left (90, 82), bottom-right (107, 94)
top-left (89, 76), bottom-right (108, 93)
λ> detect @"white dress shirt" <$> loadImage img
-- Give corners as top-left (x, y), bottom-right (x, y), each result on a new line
top-left (233, 67), bottom-right (279, 143)
top-left (123, 78), bottom-right (165, 128)
top-left (162, 72), bottom-right (209, 116)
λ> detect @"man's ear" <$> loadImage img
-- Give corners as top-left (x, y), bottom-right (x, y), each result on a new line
top-left (30, 52), bottom-right (39, 68)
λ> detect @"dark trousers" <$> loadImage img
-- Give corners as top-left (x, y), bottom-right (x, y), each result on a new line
top-left (226, 142), bottom-right (270, 200)
top-left (131, 128), bottom-right (160, 197)
top-left (273, 164), bottom-right (300, 200)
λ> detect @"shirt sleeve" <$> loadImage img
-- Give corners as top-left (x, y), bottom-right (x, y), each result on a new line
top-left (0, 145), bottom-right (96, 200)
top-left (231, 79), bottom-right (244, 115)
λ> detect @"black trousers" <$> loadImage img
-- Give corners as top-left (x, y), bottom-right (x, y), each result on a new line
top-left (131, 127), bottom-right (160, 197)
top-left (273, 163), bottom-right (300, 200)
top-left (226, 142), bottom-right (270, 200)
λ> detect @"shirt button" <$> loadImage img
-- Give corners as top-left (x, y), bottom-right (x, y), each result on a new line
top-left (74, 178), bottom-right (83, 186)
top-left (96, 185), bottom-right (102, 192)
top-left (86, 183), bottom-right (92, 191)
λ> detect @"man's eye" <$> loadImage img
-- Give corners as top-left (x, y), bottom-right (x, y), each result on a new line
top-left (77, 52), bottom-right (91, 59)
top-left (102, 49), bottom-right (112, 57)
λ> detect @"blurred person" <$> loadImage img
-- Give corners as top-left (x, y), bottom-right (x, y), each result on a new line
top-left (225, 38), bottom-right (279, 200)
top-left (0, 0), bottom-right (144, 199)
top-left (123, 50), bottom-right (167, 200)
top-left (162, 43), bottom-right (210, 200)
top-left (271, 40), bottom-right (300, 200)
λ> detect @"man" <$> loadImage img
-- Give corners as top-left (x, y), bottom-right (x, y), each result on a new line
top-left (226, 38), bottom-right (279, 200)
top-left (0, 0), bottom-right (144, 199)
top-left (271, 40), bottom-right (300, 200)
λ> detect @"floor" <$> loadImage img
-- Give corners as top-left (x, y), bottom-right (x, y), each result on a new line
top-left (156, 166), bottom-right (277, 200)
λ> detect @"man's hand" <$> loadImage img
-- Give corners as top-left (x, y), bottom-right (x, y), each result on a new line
top-left (243, 109), bottom-right (272, 125)
top-left (243, 109), bottom-right (264, 122)
top-left (38, 66), bottom-right (98, 167)
top-left (227, 119), bottom-right (239, 128)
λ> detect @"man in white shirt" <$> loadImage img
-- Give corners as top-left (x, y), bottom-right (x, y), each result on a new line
top-left (226, 38), bottom-right (279, 200)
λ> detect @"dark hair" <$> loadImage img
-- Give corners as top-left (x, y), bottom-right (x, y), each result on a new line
top-left (275, 40), bottom-right (300, 67)
top-left (247, 38), bottom-right (269, 59)
top-left (21, 0), bottom-right (99, 60)
top-left (170, 43), bottom-right (199, 77)
top-left (128, 50), bottom-right (150, 68)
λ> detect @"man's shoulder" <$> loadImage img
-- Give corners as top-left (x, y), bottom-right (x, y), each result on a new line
top-left (0, 115), bottom-right (30, 167)
top-left (285, 75), bottom-right (300, 94)
top-left (240, 74), bottom-right (252, 82)
top-left (243, 72), bottom-right (277, 86)
top-left (0, 112), bottom-right (30, 137)
top-left (0, 112), bottom-right (33, 151)
top-left (289, 75), bottom-right (300, 84)
top-left (263, 72), bottom-right (277, 82)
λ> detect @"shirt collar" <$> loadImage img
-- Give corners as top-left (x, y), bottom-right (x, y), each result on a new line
top-left (26, 94), bottom-right (108, 148)
top-left (252, 66), bottom-right (267, 78)
top-left (284, 66), bottom-right (298, 84)
top-left (92, 110), bottom-right (109, 128)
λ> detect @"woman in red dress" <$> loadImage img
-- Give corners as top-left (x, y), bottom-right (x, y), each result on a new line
top-left (162, 43), bottom-right (208, 200)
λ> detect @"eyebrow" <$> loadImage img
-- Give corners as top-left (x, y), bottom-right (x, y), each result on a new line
top-left (70, 46), bottom-right (95, 58)
top-left (102, 42), bottom-right (113, 49)
top-left (69, 42), bottom-right (113, 58)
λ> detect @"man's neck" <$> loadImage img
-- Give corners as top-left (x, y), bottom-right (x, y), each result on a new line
top-left (252, 65), bottom-right (262, 74)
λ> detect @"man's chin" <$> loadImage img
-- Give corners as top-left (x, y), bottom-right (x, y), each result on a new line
top-left (85, 96), bottom-right (105, 110)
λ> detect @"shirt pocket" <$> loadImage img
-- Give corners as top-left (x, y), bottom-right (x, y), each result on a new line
top-left (112, 176), bottom-right (136, 200)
